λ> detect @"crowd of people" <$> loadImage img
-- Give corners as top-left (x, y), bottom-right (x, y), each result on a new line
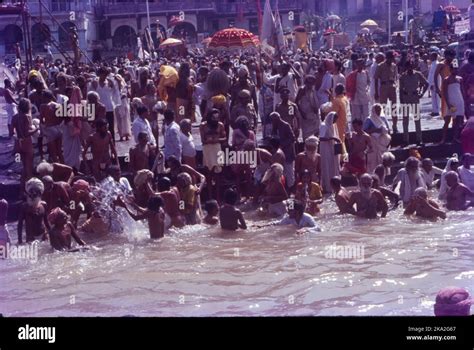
top-left (1, 42), bottom-right (474, 252)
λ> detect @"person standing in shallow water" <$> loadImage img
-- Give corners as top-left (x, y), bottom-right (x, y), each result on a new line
top-left (404, 187), bottom-right (446, 219)
top-left (48, 207), bottom-right (86, 251)
top-left (219, 189), bottom-right (247, 231)
top-left (347, 173), bottom-right (388, 219)
top-left (116, 196), bottom-right (165, 239)
top-left (444, 171), bottom-right (474, 211)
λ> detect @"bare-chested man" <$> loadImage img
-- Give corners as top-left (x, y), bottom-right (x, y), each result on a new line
top-left (344, 119), bottom-right (372, 176)
top-left (40, 90), bottom-right (63, 163)
top-left (82, 118), bottom-right (118, 181)
top-left (295, 136), bottom-right (321, 184)
top-left (17, 178), bottom-right (50, 244)
top-left (47, 207), bottom-right (86, 251)
top-left (129, 132), bottom-right (154, 176)
top-left (445, 171), bottom-right (474, 211)
top-left (11, 98), bottom-right (38, 186)
top-left (41, 175), bottom-right (71, 213)
top-left (267, 136), bottom-right (286, 166)
top-left (156, 177), bottom-right (185, 228)
top-left (404, 187), bottom-right (446, 219)
top-left (330, 176), bottom-right (353, 214)
top-left (347, 173), bottom-right (388, 218)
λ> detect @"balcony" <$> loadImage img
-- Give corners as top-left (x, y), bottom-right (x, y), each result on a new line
top-left (216, 0), bottom-right (302, 14)
top-left (25, 1), bottom-right (93, 14)
top-left (100, 0), bottom-right (216, 15)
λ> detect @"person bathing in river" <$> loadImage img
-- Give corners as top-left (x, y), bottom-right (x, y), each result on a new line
top-left (48, 207), bottom-right (86, 251)
top-left (330, 176), bottom-right (353, 214)
top-left (116, 196), bottom-right (165, 239)
top-left (347, 173), bottom-right (388, 219)
top-left (259, 163), bottom-right (289, 217)
top-left (404, 187), bottom-right (446, 220)
top-left (17, 178), bottom-right (50, 244)
top-left (219, 189), bottom-right (247, 231)
top-left (278, 200), bottom-right (321, 233)
top-left (176, 172), bottom-right (201, 225)
top-left (445, 171), bottom-right (474, 211)
top-left (295, 169), bottom-right (323, 215)
top-left (392, 157), bottom-right (426, 207)
top-left (370, 174), bottom-right (399, 208)
top-left (203, 200), bottom-right (219, 225)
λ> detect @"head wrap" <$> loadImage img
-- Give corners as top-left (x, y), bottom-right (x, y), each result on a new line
top-left (25, 177), bottom-right (44, 195)
top-left (434, 287), bottom-right (472, 316)
top-left (134, 169), bottom-right (154, 188)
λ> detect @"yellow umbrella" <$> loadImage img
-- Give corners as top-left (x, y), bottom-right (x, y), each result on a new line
top-left (361, 19), bottom-right (378, 27)
top-left (159, 38), bottom-right (183, 48)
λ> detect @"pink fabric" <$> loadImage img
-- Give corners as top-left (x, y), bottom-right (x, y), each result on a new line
top-left (72, 179), bottom-right (90, 193)
top-left (434, 287), bottom-right (472, 316)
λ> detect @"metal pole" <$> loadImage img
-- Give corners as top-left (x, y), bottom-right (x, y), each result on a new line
top-left (405, 0), bottom-right (408, 42)
top-left (146, 0), bottom-right (151, 32)
top-left (388, 0), bottom-right (391, 44)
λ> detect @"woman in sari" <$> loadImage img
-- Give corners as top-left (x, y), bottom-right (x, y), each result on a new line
top-left (364, 104), bottom-right (392, 173)
top-left (114, 74), bottom-right (131, 141)
top-left (62, 85), bottom-right (82, 170)
top-left (319, 111), bottom-right (341, 194)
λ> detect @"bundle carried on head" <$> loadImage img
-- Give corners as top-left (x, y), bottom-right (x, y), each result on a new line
top-left (207, 68), bottom-right (230, 96)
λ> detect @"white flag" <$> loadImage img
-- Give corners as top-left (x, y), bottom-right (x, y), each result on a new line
top-left (261, 0), bottom-right (275, 50)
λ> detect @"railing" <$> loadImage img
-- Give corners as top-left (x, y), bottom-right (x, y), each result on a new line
top-left (101, 0), bottom-right (215, 14)
top-left (215, 0), bottom-right (302, 14)
top-left (25, 0), bottom-right (93, 14)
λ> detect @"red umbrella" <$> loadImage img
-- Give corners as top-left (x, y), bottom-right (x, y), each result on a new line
top-left (323, 28), bottom-right (337, 36)
top-left (209, 28), bottom-right (256, 50)
top-left (444, 5), bottom-right (460, 14)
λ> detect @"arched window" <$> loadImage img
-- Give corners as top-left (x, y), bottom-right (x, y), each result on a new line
top-left (113, 25), bottom-right (137, 49)
top-left (3, 25), bottom-right (23, 54)
top-left (172, 22), bottom-right (197, 44)
top-left (31, 23), bottom-right (51, 52)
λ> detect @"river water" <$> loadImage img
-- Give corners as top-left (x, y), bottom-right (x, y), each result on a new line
top-left (0, 200), bottom-right (473, 317)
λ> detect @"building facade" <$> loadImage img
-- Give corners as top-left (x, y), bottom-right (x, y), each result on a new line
top-left (0, 0), bottom-right (95, 58)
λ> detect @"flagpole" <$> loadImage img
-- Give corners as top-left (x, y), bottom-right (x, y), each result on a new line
top-left (388, 0), bottom-right (391, 44)
top-left (146, 0), bottom-right (151, 34)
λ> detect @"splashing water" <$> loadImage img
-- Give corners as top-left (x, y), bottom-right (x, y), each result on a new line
top-left (1, 200), bottom-right (473, 316)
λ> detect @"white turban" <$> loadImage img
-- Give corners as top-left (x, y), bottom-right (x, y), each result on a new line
top-left (25, 177), bottom-right (44, 195)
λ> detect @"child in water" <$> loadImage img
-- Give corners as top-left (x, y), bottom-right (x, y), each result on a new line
top-left (48, 207), bottom-right (86, 251)
top-left (116, 195), bottom-right (165, 239)
top-left (203, 200), bottom-right (219, 225)
top-left (219, 189), bottom-right (247, 231)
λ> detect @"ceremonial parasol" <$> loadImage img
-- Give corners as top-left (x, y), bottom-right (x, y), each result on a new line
top-left (327, 15), bottom-right (341, 22)
top-left (444, 5), bottom-right (460, 14)
top-left (361, 19), bottom-right (378, 27)
top-left (208, 28), bottom-right (256, 50)
top-left (159, 38), bottom-right (183, 48)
